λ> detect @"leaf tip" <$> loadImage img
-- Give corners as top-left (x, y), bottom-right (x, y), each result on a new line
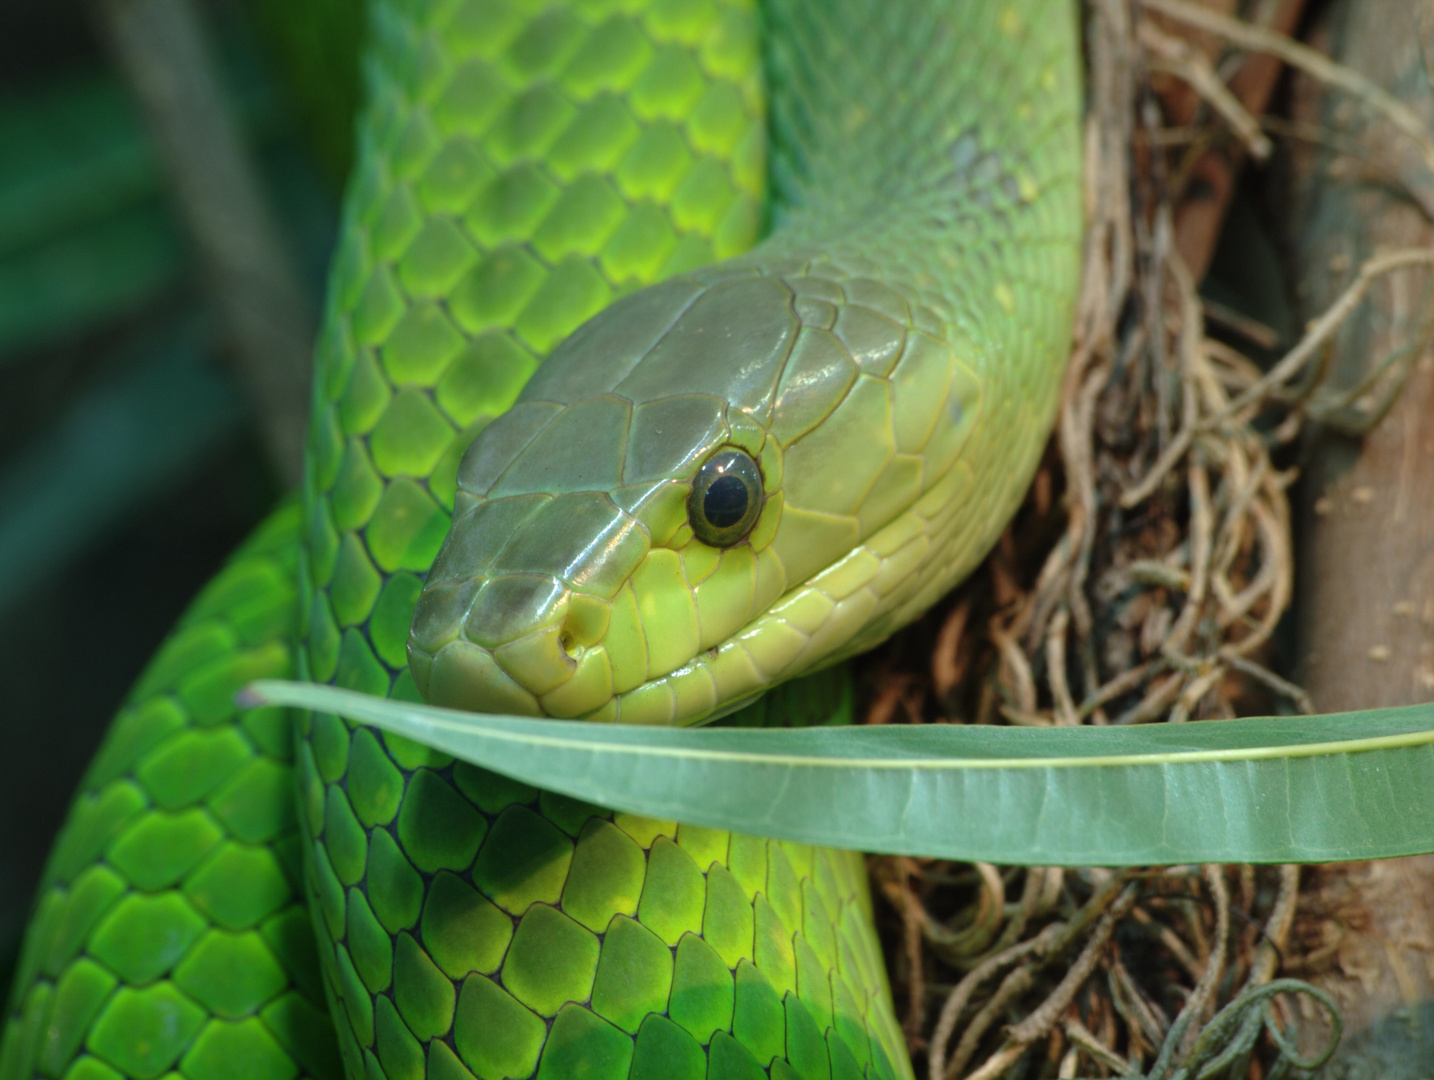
top-left (234, 683), bottom-right (269, 710)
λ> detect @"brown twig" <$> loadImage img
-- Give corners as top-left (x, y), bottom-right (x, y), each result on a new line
top-left (99, 0), bottom-right (314, 486)
top-left (867, 3), bottom-right (1430, 1076)
top-left (1140, 0), bottom-right (1434, 180)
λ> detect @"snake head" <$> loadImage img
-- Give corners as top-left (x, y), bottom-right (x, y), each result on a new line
top-left (408, 265), bottom-right (983, 726)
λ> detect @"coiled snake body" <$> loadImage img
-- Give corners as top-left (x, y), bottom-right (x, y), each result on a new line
top-left (2, 2), bottom-right (1080, 1078)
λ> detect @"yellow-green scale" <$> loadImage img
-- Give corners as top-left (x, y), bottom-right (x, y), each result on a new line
top-left (298, 1), bottom-right (910, 1080)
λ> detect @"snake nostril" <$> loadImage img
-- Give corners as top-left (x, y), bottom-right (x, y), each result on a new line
top-left (559, 630), bottom-right (584, 662)
top-left (559, 592), bottom-right (610, 659)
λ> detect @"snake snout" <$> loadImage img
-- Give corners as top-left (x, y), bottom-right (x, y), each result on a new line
top-left (408, 482), bottom-right (653, 719)
top-left (408, 573), bottom-right (621, 720)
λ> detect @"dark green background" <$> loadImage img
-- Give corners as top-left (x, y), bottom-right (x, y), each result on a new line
top-left (0, 0), bottom-right (363, 1002)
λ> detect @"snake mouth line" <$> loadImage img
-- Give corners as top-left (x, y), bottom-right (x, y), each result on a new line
top-left (599, 463), bottom-right (971, 727)
top-left (413, 451), bottom-right (972, 728)
top-left (411, 577), bottom-right (830, 728)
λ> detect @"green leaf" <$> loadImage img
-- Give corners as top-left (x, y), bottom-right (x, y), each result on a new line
top-left (244, 680), bottom-right (1434, 866)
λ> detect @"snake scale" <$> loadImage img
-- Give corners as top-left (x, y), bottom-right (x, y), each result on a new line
top-left (1, 1), bottom-right (1081, 1078)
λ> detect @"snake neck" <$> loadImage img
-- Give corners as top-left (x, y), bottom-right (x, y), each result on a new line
top-left (759, 0), bottom-right (1082, 381)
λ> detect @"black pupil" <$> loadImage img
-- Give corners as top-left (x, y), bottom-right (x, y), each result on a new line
top-left (703, 473), bottom-right (749, 529)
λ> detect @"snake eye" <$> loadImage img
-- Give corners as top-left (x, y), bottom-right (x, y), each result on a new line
top-left (688, 447), bottom-right (764, 547)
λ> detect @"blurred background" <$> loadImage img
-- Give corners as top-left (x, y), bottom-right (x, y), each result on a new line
top-left (0, 0), bottom-right (364, 999)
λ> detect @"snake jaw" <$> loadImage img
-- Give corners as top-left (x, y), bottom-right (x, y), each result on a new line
top-left (410, 578), bottom-right (615, 719)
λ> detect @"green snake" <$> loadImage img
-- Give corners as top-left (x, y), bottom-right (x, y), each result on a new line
top-left (2, 1), bottom-right (1081, 1078)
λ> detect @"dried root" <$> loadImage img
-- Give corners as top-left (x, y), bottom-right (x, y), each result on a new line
top-left (864, 1), bottom-right (1434, 1076)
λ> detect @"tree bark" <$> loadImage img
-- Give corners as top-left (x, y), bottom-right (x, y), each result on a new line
top-left (1286, 0), bottom-right (1434, 1071)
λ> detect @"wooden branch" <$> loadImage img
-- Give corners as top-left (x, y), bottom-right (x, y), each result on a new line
top-left (99, 0), bottom-right (314, 487)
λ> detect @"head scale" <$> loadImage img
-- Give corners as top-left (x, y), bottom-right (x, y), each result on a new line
top-left (407, 264), bottom-right (980, 726)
